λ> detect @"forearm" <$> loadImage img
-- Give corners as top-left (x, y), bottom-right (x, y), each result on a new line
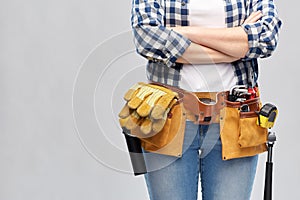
top-left (176, 42), bottom-right (239, 64)
top-left (172, 11), bottom-right (263, 59)
top-left (173, 26), bottom-right (248, 58)
top-left (191, 27), bottom-right (248, 58)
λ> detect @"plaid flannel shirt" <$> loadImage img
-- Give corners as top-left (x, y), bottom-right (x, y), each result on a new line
top-left (131, 0), bottom-right (282, 87)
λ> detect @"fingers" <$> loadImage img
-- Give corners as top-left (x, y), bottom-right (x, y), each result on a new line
top-left (128, 86), bottom-right (153, 109)
top-left (137, 89), bottom-right (165, 117)
top-left (151, 93), bottom-right (176, 119)
top-left (244, 11), bottom-right (263, 24)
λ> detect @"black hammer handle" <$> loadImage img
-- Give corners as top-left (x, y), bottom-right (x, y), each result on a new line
top-left (123, 131), bottom-right (147, 176)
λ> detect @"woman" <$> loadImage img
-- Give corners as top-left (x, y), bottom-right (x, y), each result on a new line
top-left (131, 0), bottom-right (282, 199)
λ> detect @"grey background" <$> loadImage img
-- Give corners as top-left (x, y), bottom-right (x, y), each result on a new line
top-left (0, 0), bottom-right (298, 199)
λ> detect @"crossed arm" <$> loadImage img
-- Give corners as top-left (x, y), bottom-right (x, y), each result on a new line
top-left (173, 11), bottom-right (263, 64)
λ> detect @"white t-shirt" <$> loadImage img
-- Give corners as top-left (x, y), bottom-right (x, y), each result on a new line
top-left (179, 0), bottom-right (238, 92)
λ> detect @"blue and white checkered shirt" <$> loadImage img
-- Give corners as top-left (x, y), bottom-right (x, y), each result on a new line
top-left (131, 0), bottom-right (282, 88)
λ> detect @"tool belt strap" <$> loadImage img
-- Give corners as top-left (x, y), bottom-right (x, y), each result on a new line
top-left (184, 91), bottom-right (227, 124)
top-left (151, 82), bottom-right (228, 124)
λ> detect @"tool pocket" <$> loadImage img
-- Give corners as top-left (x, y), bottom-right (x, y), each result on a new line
top-left (239, 111), bottom-right (268, 148)
top-left (138, 102), bottom-right (186, 157)
top-left (118, 82), bottom-right (186, 157)
top-left (220, 98), bottom-right (267, 160)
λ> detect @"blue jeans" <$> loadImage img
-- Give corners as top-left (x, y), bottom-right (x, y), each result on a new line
top-left (143, 122), bottom-right (258, 200)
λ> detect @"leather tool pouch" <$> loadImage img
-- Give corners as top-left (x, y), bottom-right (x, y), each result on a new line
top-left (220, 98), bottom-right (268, 160)
top-left (118, 82), bottom-right (186, 157)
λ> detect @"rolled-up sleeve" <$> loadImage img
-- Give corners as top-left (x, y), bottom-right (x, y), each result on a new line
top-left (131, 0), bottom-right (191, 67)
top-left (241, 0), bottom-right (282, 60)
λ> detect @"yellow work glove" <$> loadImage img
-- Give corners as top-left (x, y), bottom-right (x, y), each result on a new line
top-left (118, 82), bottom-right (178, 135)
top-left (152, 98), bottom-right (177, 133)
top-left (120, 111), bottom-right (141, 130)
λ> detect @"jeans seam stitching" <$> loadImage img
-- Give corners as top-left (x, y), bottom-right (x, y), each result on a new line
top-left (200, 157), bottom-right (205, 200)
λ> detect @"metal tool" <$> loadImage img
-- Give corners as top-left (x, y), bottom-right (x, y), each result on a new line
top-left (122, 129), bottom-right (147, 176)
top-left (240, 104), bottom-right (250, 112)
top-left (258, 103), bottom-right (278, 200)
top-left (247, 87), bottom-right (258, 99)
top-left (228, 85), bottom-right (250, 102)
top-left (264, 131), bottom-right (276, 200)
top-left (228, 85), bottom-right (259, 102)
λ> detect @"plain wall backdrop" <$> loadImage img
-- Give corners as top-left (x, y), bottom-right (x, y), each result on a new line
top-left (0, 0), bottom-right (298, 199)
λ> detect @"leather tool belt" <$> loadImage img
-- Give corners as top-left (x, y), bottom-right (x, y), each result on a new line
top-left (152, 83), bottom-right (227, 124)
top-left (182, 91), bottom-right (227, 124)
top-left (118, 82), bottom-right (268, 159)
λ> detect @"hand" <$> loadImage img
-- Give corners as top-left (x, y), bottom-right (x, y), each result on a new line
top-left (243, 11), bottom-right (263, 24)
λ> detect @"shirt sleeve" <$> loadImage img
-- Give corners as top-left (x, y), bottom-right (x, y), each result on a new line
top-left (241, 0), bottom-right (282, 60)
top-left (131, 0), bottom-right (191, 67)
